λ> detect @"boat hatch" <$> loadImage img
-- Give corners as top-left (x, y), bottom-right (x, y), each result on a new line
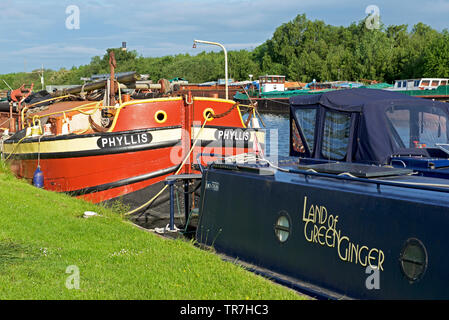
top-left (297, 162), bottom-right (413, 178)
top-left (210, 162), bottom-right (276, 176)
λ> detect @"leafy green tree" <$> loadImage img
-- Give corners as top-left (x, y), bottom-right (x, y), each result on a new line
top-left (1, 14), bottom-right (449, 90)
top-left (422, 31), bottom-right (449, 77)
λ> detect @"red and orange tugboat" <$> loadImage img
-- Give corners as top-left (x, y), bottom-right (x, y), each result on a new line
top-left (1, 54), bottom-right (265, 211)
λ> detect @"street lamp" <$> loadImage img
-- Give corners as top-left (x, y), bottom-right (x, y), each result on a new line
top-left (27, 64), bottom-right (45, 90)
top-left (193, 39), bottom-right (228, 99)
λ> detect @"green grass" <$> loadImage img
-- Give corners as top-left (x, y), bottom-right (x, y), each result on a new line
top-left (0, 162), bottom-right (305, 300)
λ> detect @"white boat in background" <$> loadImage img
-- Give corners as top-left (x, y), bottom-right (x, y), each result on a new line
top-left (389, 78), bottom-right (449, 91)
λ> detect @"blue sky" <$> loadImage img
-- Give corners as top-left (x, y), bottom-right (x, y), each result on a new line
top-left (0, 0), bottom-right (448, 74)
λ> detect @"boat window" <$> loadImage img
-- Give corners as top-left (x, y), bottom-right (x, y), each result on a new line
top-left (293, 108), bottom-right (317, 152)
top-left (386, 109), bottom-right (411, 148)
top-left (419, 111), bottom-right (448, 146)
top-left (403, 81), bottom-right (407, 88)
top-left (442, 81), bottom-right (448, 86)
top-left (398, 82), bottom-right (402, 88)
top-left (421, 80), bottom-right (430, 87)
top-left (414, 80), bottom-right (420, 87)
top-left (386, 106), bottom-right (449, 148)
top-left (322, 111), bottom-right (351, 161)
top-left (400, 238), bottom-right (428, 283)
top-left (274, 212), bottom-right (291, 243)
top-left (432, 80), bottom-right (439, 87)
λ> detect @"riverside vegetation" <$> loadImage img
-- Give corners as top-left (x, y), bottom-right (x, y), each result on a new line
top-left (1, 14), bottom-right (448, 90)
top-left (0, 162), bottom-right (304, 300)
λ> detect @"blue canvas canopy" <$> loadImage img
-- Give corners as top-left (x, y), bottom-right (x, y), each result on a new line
top-left (289, 89), bottom-right (449, 164)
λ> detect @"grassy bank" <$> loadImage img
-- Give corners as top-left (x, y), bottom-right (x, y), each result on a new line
top-left (0, 164), bottom-right (305, 300)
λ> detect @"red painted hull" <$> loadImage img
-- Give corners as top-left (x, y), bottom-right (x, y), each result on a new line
top-left (4, 97), bottom-right (264, 208)
top-left (11, 144), bottom-right (249, 204)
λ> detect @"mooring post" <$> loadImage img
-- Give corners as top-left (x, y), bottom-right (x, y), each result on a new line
top-left (165, 174), bottom-right (202, 232)
top-left (167, 180), bottom-right (175, 231)
top-left (184, 180), bottom-right (189, 226)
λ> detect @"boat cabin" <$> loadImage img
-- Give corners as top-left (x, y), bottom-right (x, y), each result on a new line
top-left (169, 77), bottom-right (189, 85)
top-left (390, 78), bottom-right (449, 91)
top-left (259, 75), bottom-right (285, 94)
top-left (289, 89), bottom-right (449, 176)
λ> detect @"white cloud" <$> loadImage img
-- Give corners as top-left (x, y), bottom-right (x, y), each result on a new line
top-left (0, 0), bottom-right (447, 73)
top-left (12, 44), bottom-right (104, 57)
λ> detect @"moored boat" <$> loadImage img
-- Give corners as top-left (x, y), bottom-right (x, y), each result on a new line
top-left (233, 76), bottom-right (364, 113)
top-left (1, 57), bottom-right (265, 211)
top-left (195, 88), bottom-right (449, 299)
top-left (196, 159), bottom-right (449, 299)
top-left (289, 88), bottom-right (449, 179)
top-left (388, 78), bottom-right (449, 91)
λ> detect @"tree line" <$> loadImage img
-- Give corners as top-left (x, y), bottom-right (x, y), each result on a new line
top-left (1, 14), bottom-right (448, 91)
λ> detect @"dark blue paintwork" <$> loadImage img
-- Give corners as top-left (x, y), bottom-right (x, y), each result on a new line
top-left (195, 90), bottom-right (449, 299)
top-left (196, 162), bottom-right (449, 299)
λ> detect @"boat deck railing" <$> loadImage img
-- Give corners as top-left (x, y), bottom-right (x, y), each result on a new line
top-left (288, 167), bottom-right (449, 194)
top-left (209, 160), bottom-right (449, 195)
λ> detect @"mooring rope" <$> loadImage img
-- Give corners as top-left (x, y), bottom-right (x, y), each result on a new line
top-left (124, 112), bottom-right (212, 216)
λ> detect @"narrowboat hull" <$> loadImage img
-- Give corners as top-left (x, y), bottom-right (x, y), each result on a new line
top-left (196, 163), bottom-right (449, 299)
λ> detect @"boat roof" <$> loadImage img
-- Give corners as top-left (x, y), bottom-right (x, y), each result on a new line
top-left (290, 88), bottom-right (448, 112)
top-left (394, 78), bottom-right (449, 81)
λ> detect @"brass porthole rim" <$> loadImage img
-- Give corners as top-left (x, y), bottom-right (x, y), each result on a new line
top-left (155, 110), bottom-right (168, 124)
top-left (203, 108), bottom-right (215, 122)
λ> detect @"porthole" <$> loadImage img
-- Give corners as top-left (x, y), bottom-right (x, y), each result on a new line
top-left (399, 238), bottom-right (428, 283)
top-left (203, 108), bottom-right (215, 122)
top-left (154, 110), bottom-right (167, 124)
top-left (274, 211), bottom-right (291, 243)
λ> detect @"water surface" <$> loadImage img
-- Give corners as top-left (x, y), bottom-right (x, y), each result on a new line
top-left (257, 113), bottom-right (290, 157)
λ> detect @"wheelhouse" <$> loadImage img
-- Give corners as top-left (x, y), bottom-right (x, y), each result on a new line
top-left (259, 75), bottom-right (285, 94)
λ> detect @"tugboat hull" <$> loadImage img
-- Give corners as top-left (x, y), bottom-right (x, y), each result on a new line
top-left (3, 97), bottom-right (265, 211)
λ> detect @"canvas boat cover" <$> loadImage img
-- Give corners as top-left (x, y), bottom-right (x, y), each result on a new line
top-left (289, 89), bottom-right (449, 164)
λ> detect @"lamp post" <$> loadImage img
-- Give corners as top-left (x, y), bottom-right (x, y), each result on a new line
top-left (193, 39), bottom-right (228, 99)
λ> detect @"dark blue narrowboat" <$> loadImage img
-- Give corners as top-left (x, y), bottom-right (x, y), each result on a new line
top-left (195, 89), bottom-right (449, 299)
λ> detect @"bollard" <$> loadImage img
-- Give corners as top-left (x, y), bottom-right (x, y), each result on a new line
top-left (165, 180), bottom-right (176, 231)
top-left (184, 180), bottom-right (190, 225)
